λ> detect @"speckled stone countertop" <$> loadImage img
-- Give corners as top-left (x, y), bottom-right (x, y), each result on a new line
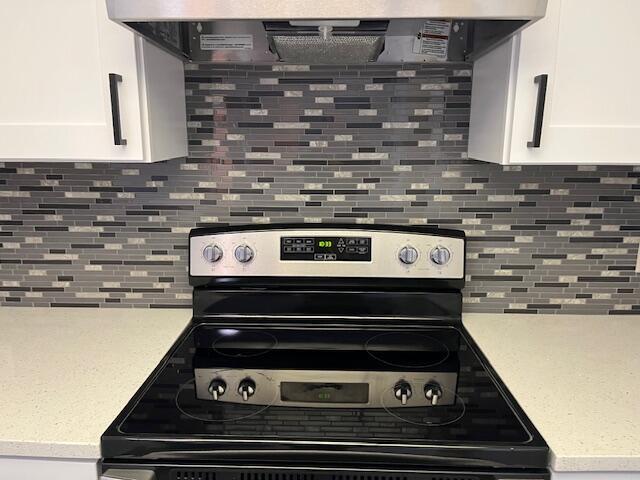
top-left (0, 307), bottom-right (191, 459)
top-left (0, 309), bottom-right (638, 472)
top-left (464, 313), bottom-right (640, 472)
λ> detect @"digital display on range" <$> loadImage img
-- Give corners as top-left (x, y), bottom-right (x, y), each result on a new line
top-left (280, 236), bottom-right (371, 262)
top-left (281, 382), bottom-right (369, 404)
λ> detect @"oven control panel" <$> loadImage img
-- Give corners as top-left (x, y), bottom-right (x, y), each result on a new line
top-left (190, 228), bottom-right (464, 279)
top-left (281, 236), bottom-right (371, 262)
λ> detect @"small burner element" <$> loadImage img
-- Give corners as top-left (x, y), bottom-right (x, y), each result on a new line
top-left (211, 329), bottom-right (278, 358)
top-left (175, 375), bottom-right (277, 423)
top-left (381, 382), bottom-right (466, 427)
top-left (365, 332), bottom-right (450, 368)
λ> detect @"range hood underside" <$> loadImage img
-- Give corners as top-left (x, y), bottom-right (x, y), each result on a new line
top-left (123, 19), bottom-right (528, 63)
top-left (107, 0), bottom-right (546, 63)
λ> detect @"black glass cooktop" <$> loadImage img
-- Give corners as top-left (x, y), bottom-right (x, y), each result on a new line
top-left (102, 321), bottom-right (548, 468)
top-left (112, 324), bottom-right (532, 444)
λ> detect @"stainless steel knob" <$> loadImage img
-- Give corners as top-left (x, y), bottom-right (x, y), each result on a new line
top-left (398, 246), bottom-right (419, 265)
top-left (424, 382), bottom-right (443, 406)
top-left (393, 381), bottom-right (412, 405)
top-left (234, 244), bottom-right (254, 263)
top-left (208, 378), bottom-right (226, 401)
top-left (430, 246), bottom-right (451, 266)
top-left (202, 244), bottom-right (223, 263)
top-left (238, 378), bottom-right (256, 401)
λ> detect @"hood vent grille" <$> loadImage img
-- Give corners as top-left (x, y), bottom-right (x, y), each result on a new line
top-left (265, 21), bottom-right (388, 64)
top-left (269, 35), bottom-right (385, 64)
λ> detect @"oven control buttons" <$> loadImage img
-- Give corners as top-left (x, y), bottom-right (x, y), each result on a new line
top-left (398, 246), bottom-right (419, 265)
top-left (238, 378), bottom-right (256, 401)
top-left (234, 244), bottom-right (254, 263)
top-left (203, 244), bottom-right (223, 263)
top-left (208, 378), bottom-right (227, 401)
top-left (393, 381), bottom-right (413, 405)
top-left (424, 382), bottom-right (443, 406)
top-left (430, 246), bottom-right (451, 266)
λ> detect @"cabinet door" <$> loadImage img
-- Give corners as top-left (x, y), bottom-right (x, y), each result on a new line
top-left (0, 0), bottom-right (144, 161)
top-left (0, 456), bottom-right (97, 480)
top-left (468, 37), bottom-right (519, 164)
top-left (509, 0), bottom-right (640, 164)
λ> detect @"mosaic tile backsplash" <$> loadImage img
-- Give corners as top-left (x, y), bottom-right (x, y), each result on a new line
top-left (1, 63), bottom-right (639, 314)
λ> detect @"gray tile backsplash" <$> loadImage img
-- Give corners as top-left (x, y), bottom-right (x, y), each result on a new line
top-left (1, 63), bottom-right (639, 313)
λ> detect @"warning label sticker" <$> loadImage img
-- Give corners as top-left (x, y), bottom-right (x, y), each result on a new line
top-left (200, 34), bottom-right (253, 51)
top-left (412, 20), bottom-right (452, 61)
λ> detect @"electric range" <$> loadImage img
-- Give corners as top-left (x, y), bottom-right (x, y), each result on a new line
top-left (101, 224), bottom-right (549, 480)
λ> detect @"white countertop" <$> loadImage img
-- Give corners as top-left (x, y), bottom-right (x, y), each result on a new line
top-left (464, 313), bottom-right (640, 472)
top-left (0, 307), bottom-right (191, 459)
top-left (0, 308), bottom-right (638, 472)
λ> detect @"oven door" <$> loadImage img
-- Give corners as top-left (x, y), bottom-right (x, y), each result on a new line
top-left (101, 463), bottom-right (550, 480)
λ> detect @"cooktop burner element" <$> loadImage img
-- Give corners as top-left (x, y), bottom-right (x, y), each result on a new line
top-left (176, 378), bottom-right (277, 423)
top-left (381, 382), bottom-right (467, 427)
top-left (364, 331), bottom-right (450, 369)
top-left (101, 225), bottom-right (549, 480)
top-left (211, 329), bottom-right (278, 358)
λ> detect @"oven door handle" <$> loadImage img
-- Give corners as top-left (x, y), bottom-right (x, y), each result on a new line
top-left (101, 469), bottom-right (155, 480)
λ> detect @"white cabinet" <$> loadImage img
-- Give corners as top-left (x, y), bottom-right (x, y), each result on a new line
top-left (0, 0), bottom-right (187, 163)
top-left (0, 456), bottom-right (97, 480)
top-left (469, 0), bottom-right (640, 165)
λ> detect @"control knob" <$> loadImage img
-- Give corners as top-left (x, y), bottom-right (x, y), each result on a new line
top-left (430, 246), bottom-right (451, 266)
top-left (202, 244), bottom-right (223, 263)
top-left (238, 378), bottom-right (256, 401)
top-left (234, 244), bottom-right (254, 263)
top-left (208, 378), bottom-right (226, 401)
top-left (424, 382), bottom-right (443, 406)
top-left (393, 381), bottom-right (412, 405)
top-left (398, 246), bottom-right (419, 265)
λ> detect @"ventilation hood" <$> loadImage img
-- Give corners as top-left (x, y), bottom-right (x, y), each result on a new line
top-left (106, 0), bottom-right (547, 64)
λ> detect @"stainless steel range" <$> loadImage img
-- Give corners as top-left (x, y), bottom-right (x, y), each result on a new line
top-left (100, 224), bottom-right (549, 480)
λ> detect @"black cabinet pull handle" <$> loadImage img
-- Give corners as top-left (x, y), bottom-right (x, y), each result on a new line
top-left (527, 74), bottom-right (548, 148)
top-left (108, 73), bottom-right (127, 146)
